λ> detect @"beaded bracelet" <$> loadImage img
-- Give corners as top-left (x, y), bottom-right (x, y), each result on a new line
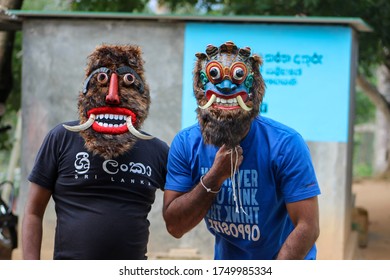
top-left (200, 175), bottom-right (221, 194)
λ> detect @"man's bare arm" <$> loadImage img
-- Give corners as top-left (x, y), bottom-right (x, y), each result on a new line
top-left (22, 183), bottom-right (52, 260)
top-left (276, 196), bottom-right (320, 259)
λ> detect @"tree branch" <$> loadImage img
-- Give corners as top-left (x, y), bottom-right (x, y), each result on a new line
top-left (356, 71), bottom-right (390, 123)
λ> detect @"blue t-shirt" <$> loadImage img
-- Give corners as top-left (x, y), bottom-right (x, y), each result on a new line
top-left (165, 116), bottom-right (321, 260)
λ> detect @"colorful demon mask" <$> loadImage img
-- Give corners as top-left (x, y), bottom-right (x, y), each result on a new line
top-left (194, 41), bottom-right (265, 148)
top-left (63, 44), bottom-right (152, 159)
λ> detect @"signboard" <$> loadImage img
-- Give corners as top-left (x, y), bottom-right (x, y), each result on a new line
top-left (182, 22), bottom-right (353, 143)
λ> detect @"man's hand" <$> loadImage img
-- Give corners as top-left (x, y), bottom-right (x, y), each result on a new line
top-left (163, 144), bottom-right (244, 239)
top-left (208, 144), bottom-right (244, 183)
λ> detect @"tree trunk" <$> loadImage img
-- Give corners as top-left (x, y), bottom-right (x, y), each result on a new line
top-left (373, 65), bottom-right (390, 177)
top-left (374, 65), bottom-right (390, 177)
top-left (356, 67), bottom-right (390, 177)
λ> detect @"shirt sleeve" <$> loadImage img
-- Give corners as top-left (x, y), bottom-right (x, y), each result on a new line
top-left (164, 132), bottom-right (194, 192)
top-left (275, 132), bottom-right (321, 203)
top-left (27, 126), bottom-right (61, 191)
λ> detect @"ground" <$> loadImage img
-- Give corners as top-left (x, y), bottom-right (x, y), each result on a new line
top-left (8, 178), bottom-right (390, 260)
top-left (352, 178), bottom-right (390, 260)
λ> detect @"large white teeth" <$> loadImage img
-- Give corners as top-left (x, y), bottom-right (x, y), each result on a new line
top-left (96, 114), bottom-right (126, 120)
top-left (236, 95), bottom-right (252, 111)
top-left (96, 122), bottom-right (125, 127)
top-left (63, 114), bottom-right (96, 132)
top-left (94, 114), bottom-right (127, 127)
top-left (126, 116), bottom-right (154, 140)
top-left (200, 94), bottom-right (252, 111)
top-left (199, 94), bottom-right (216, 109)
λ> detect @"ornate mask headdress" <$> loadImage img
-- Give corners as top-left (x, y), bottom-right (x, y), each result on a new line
top-left (63, 44), bottom-right (153, 159)
top-left (194, 41), bottom-right (265, 148)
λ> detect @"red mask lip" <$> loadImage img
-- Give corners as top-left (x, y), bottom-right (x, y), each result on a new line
top-left (87, 107), bottom-right (137, 134)
top-left (87, 107), bottom-right (136, 120)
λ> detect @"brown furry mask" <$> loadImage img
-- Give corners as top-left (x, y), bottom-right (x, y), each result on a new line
top-left (63, 44), bottom-right (152, 159)
top-left (193, 41), bottom-right (265, 148)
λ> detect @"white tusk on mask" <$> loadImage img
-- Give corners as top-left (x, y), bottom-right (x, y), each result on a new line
top-left (236, 95), bottom-right (252, 111)
top-left (63, 114), bottom-right (96, 132)
top-left (126, 116), bottom-right (154, 140)
top-left (198, 94), bottom-right (216, 109)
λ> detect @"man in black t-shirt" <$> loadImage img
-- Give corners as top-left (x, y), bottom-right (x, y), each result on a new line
top-left (22, 45), bottom-right (169, 260)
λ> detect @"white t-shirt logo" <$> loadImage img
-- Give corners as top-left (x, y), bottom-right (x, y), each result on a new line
top-left (74, 152), bottom-right (90, 174)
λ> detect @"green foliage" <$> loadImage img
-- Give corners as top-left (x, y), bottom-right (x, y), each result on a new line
top-left (158, 0), bottom-right (216, 13)
top-left (0, 104), bottom-right (19, 175)
top-left (0, 31), bottom-right (23, 153)
top-left (22, 0), bottom-right (71, 10)
top-left (8, 33), bottom-right (22, 112)
top-left (353, 132), bottom-right (374, 179)
top-left (70, 0), bottom-right (150, 13)
top-left (355, 88), bottom-right (376, 125)
top-left (353, 162), bottom-right (373, 179)
top-left (22, 0), bottom-right (150, 13)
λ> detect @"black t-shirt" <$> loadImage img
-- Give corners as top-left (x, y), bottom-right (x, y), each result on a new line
top-left (28, 121), bottom-right (169, 260)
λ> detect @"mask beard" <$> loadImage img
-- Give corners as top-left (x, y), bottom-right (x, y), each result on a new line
top-left (197, 108), bottom-right (253, 148)
top-left (80, 130), bottom-right (138, 159)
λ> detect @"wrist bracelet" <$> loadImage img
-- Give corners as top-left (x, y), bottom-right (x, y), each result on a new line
top-left (200, 175), bottom-right (221, 194)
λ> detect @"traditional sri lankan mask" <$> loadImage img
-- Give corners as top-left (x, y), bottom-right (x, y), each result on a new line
top-left (194, 41), bottom-right (265, 148)
top-left (63, 44), bottom-right (153, 159)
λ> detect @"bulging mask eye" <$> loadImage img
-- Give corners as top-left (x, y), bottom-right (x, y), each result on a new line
top-left (233, 68), bottom-right (245, 79)
top-left (230, 62), bottom-right (248, 84)
top-left (206, 61), bottom-right (223, 84)
top-left (97, 73), bottom-right (109, 85)
top-left (209, 67), bottom-right (221, 79)
top-left (123, 73), bottom-right (135, 85)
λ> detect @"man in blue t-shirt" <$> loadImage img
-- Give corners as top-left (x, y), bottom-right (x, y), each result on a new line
top-left (22, 45), bottom-right (169, 260)
top-left (163, 41), bottom-right (320, 260)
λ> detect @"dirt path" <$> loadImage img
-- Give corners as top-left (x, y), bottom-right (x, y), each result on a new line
top-left (352, 178), bottom-right (390, 260)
